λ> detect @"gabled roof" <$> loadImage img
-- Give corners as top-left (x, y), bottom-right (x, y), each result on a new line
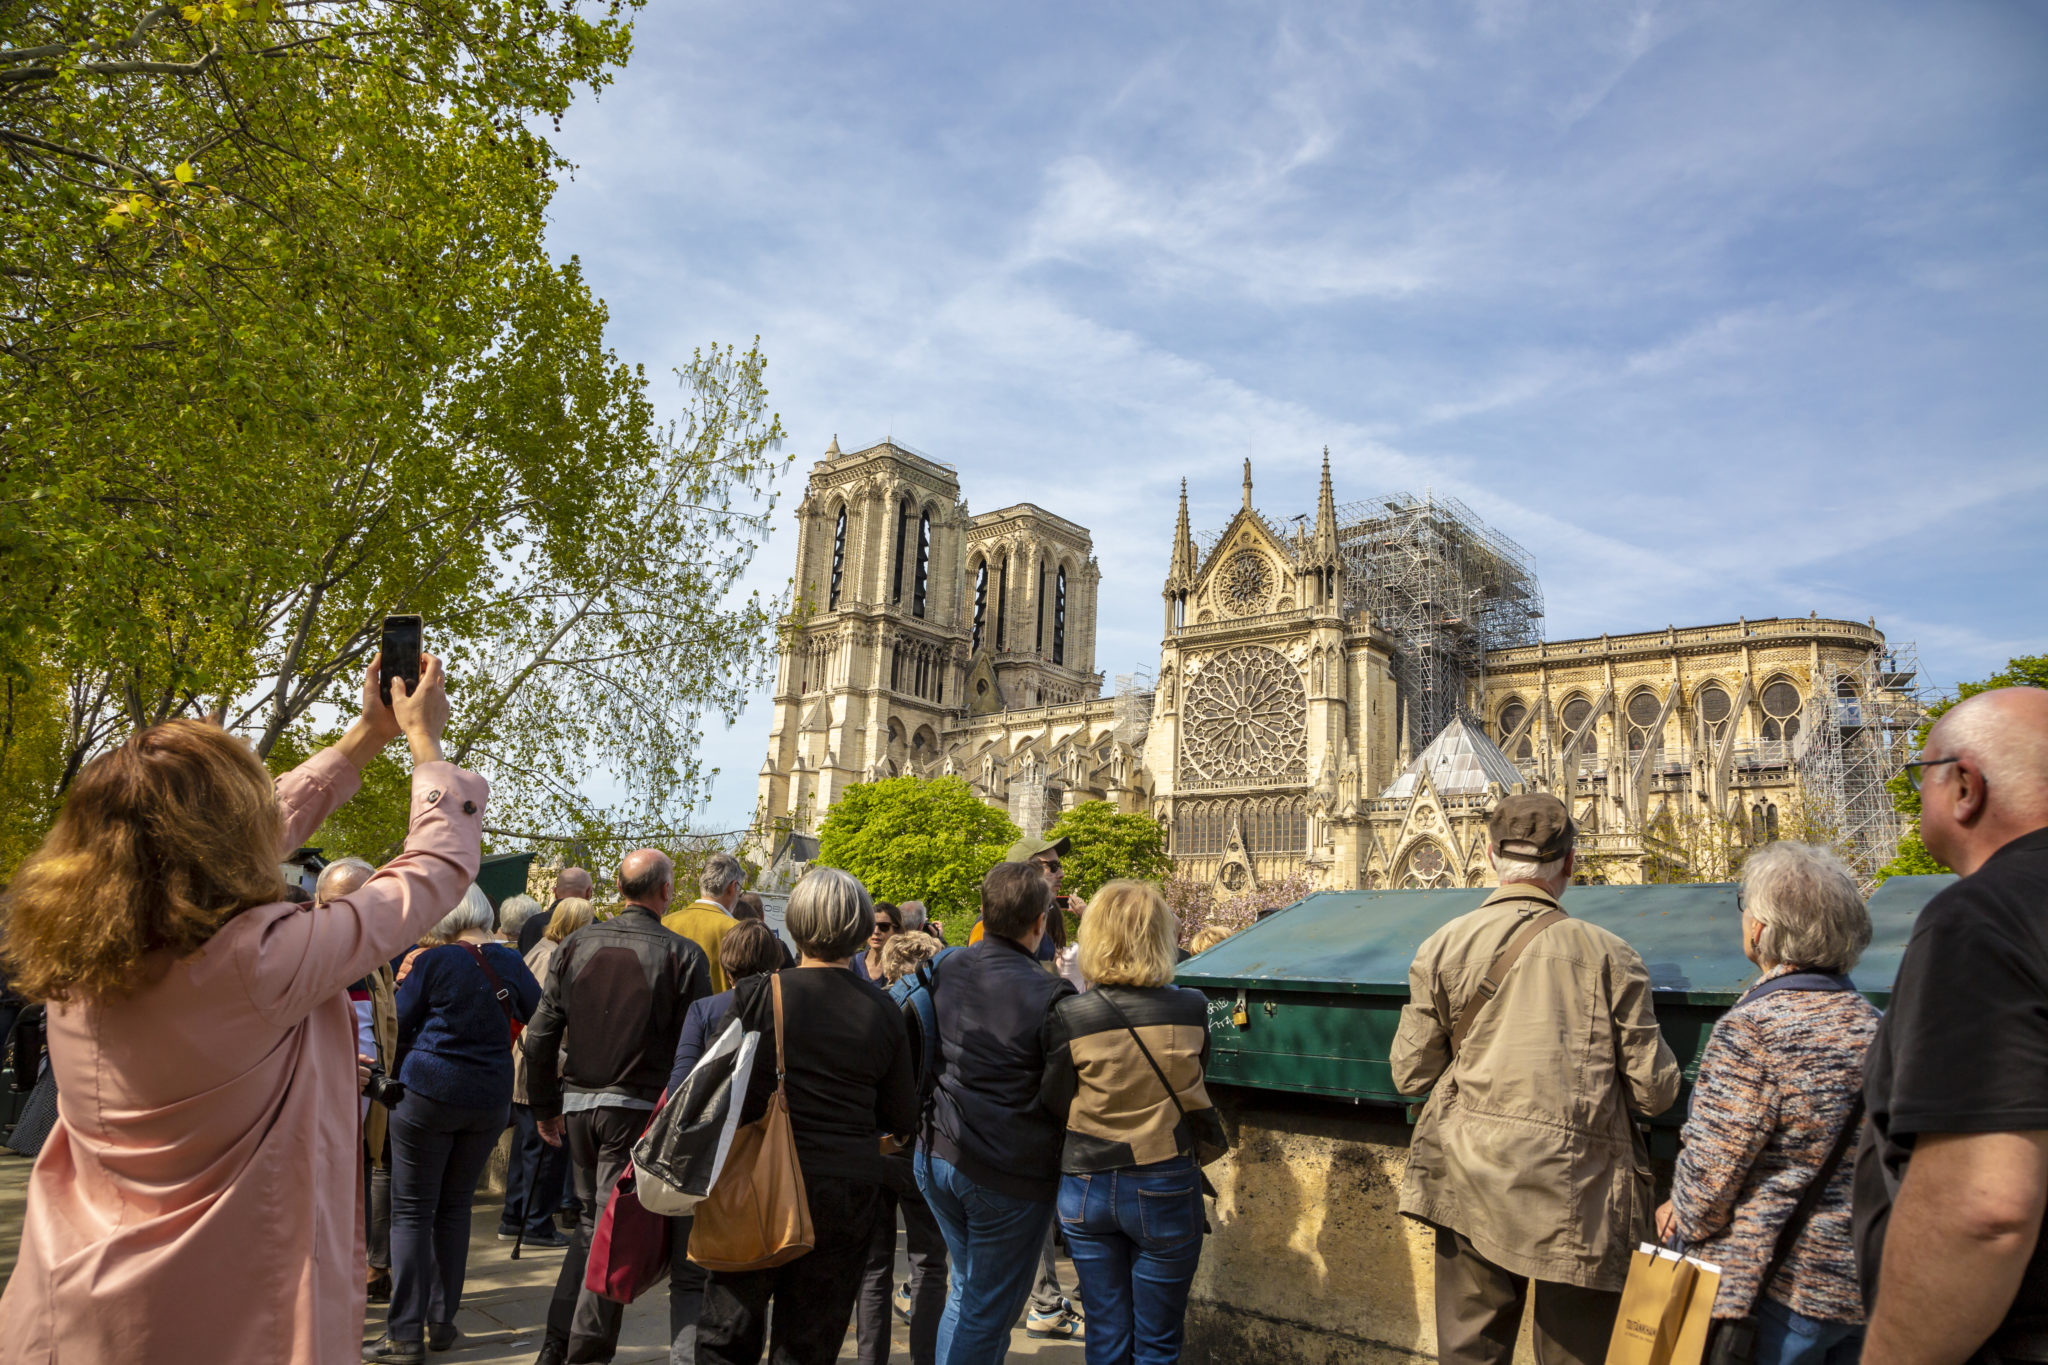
top-left (1379, 715), bottom-right (1525, 799)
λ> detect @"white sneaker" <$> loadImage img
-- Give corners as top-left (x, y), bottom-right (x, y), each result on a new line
top-left (891, 1283), bottom-right (912, 1324)
top-left (1024, 1308), bottom-right (1083, 1340)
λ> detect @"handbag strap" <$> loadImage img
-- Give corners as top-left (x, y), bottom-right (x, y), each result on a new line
top-left (459, 943), bottom-right (520, 1039)
top-left (770, 973), bottom-right (787, 1089)
top-left (1448, 904), bottom-right (1566, 1057)
top-left (1755, 1094), bottom-right (1865, 1294)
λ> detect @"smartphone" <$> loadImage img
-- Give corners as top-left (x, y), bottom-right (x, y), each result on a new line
top-left (379, 615), bottom-right (423, 708)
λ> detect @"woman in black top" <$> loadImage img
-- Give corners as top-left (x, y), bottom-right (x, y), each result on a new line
top-left (695, 868), bottom-right (917, 1365)
top-left (1041, 880), bottom-right (1223, 1365)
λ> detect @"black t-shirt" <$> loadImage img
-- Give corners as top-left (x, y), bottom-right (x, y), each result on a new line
top-left (517, 903), bottom-right (553, 956)
top-left (1855, 826), bottom-right (2048, 1334)
top-left (728, 967), bottom-right (917, 1186)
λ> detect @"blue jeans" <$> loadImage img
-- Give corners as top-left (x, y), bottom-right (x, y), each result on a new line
top-left (387, 1091), bottom-right (510, 1342)
top-left (915, 1151), bottom-right (1054, 1365)
top-left (502, 1101), bottom-right (570, 1235)
top-left (1057, 1159), bottom-right (1206, 1365)
top-left (1749, 1296), bottom-right (1864, 1365)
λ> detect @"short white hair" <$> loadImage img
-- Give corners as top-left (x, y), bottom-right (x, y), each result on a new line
top-left (430, 883), bottom-right (496, 942)
top-left (897, 899), bottom-right (928, 931)
top-left (784, 867), bottom-right (872, 960)
top-left (314, 856), bottom-right (376, 905)
top-left (497, 894), bottom-right (544, 936)
top-left (1490, 849), bottom-right (1570, 885)
top-left (1741, 842), bottom-right (1870, 973)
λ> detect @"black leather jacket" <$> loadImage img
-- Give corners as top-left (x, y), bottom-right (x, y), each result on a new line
top-left (522, 904), bottom-right (711, 1118)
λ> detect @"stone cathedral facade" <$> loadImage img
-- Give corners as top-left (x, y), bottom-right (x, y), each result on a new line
top-left (756, 438), bottom-right (1910, 888)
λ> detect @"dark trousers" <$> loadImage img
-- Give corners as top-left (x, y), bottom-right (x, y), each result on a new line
top-left (387, 1091), bottom-right (509, 1342)
top-left (504, 1101), bottom-right (571, 1235)
top-left (1432, 1226), bottom-right (1621, 1365)
top-left (366, 1135), bottom-right (393, 1273)
top-left (855, 1184), bottom-right (948, 1365)
top-left (669, 1216), bottom-right (709, 1365)
top-left (696, 1175), bottom-right (885, 1365)
top-left (548, 1106), bottom-right (643, 1362)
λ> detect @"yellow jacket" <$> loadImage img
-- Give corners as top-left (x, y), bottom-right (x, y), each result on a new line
top-left (661, 899), bottom-right (735, 993)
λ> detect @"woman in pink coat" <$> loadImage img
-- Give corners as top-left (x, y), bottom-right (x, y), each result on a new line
top-left (0, 654), bottom-right (486, 1364)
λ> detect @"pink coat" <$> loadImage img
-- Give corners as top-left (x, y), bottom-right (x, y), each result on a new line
top-left (0, 748), bottom-right (488, 1364)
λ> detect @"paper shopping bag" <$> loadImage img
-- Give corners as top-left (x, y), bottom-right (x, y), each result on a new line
top-left (1605, 1243), bottom-right (1720, 1365)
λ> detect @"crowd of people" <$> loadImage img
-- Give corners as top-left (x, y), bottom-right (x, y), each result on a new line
top-left (0, 643), bottom-right (2041, 1365)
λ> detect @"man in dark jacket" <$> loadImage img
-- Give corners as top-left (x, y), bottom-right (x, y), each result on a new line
top-left (915, 861), bottom-right (1077, 1365)
top-left (525, 849), bottom-right (712, 1365)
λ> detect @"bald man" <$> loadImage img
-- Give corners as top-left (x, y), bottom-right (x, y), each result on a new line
top-left (523, 849), bottom-right (712, 1365)
top-left (520, 866), bottom-right (595, 955)
top-left (1857, 686), bottom-right (2048, 1365)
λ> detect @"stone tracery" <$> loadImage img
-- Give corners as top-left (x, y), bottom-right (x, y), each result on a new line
top-left (1179, 644), bottom-right (1307, 788)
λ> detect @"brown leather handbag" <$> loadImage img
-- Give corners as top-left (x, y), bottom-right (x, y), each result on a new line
top-left (687, 973), bottom-right (815, 1272)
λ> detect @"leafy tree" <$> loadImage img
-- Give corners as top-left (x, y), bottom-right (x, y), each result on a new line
top-left (1046, 800), bottom-right (1171, 902)
top-left (2, 0), bottom-right (796, 851)
top-left (1877, 654), bottom-right (2048, 882)
top-left (1162, 867), bottom-right (1313, 949)
top-left (814, 777), bottom-right (1019, 942)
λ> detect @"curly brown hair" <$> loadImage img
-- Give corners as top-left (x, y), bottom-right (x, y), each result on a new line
top-left (0, 720), bottom-right (285, 1002)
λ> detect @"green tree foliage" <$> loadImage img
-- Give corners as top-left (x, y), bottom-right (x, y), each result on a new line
top-left (813, 777), bottom-right (1020, 941)
top-left (1878, 654), bottom-right (2048, 882)
top-left (1046, 800), bottom-right (1171, 902)
top-left (2, 0), bottom-right (793, 854)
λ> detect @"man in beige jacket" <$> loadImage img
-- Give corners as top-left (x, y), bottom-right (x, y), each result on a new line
top-left (1392, 794), bottom-right (1681, 1365)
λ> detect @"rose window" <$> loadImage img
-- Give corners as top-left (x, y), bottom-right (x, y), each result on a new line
top-left (1220, 551), bottom-right (1271, 617)
top-left (1179, 646), bottom-right (1307, 787)
top-left (1401, 842), bottom-right (1451, 888)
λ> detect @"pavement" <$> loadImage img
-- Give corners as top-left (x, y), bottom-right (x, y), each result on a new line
top-left (0, 1151), bottom-right (1087, 1364)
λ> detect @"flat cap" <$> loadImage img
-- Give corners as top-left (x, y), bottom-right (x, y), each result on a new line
top-left (1489, 793), bottom-right (1576, 863)
top-left (1004, 834), bottom-right (1071, 863)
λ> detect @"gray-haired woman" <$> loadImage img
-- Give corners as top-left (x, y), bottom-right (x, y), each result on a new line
top-left (367, 884), bottom-right (542, 1363)
top-left (1656, 843), bottom-right (1880, 1365)
top-left (694, 868), bottom-right (919, 1365)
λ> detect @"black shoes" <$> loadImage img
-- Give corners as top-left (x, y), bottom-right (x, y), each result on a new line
top-left (365, 1269), bottom-right (392, 1304)
top-left (362, 1337), bottom-right (424, 1364)
top-left (427, 1323), bottom-right (461, 1353)
top-left (533, 1340), bottom-right (567, 1365)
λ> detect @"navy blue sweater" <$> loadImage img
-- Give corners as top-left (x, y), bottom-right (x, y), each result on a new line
top-left (395, 941), bottom-right (542, 1111)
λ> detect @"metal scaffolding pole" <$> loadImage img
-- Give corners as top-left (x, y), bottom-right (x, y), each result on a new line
top-left (1793, 641), bottom-right (1925, 892)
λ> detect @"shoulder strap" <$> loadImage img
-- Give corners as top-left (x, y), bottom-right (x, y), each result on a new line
top-left (770, 972), bottom-right (787, 1089)
top-left (1756, 1094), bottom-right (1864, 1294)
top-left (1448, 906), bottom-right (1567, 1057)
top-left (460, 943), bottom-right (520, 1033)
top-left (1093, 990), bottom-right (1194, 1132)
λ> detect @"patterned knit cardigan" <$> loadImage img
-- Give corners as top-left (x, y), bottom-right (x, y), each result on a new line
top-left (1670, 970), bottom-right (1880, 1323)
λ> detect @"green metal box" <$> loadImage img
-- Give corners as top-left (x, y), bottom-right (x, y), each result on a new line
top-left (1176, 876), bottom-right (1952, 1128)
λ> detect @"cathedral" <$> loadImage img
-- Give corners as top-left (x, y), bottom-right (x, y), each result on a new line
top-left (754, 438), bottom-right (1918, 889)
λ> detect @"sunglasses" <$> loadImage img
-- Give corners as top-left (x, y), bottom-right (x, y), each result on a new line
top-left (1902, 756), bottom-right (1961, 792)
top-left (873, 920), bottom-right (899, 934)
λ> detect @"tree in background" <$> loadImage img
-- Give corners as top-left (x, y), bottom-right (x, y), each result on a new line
top-left (1878, 654), bottom-right (2048, 882)
top-left (1, 0), bottom-right (792, 874)
top-left (1046, 800), bottom-right (1172, 902)
top-left (1163, 867), bottom-right (1313, 950)
top-left (814, 777), bottom-right (1020, 943)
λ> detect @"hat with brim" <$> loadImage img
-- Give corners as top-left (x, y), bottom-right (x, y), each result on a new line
top-left (1004, 834), bottom-right (1071, 863)
top-left (1488, 793), bottom-right (1576, 863)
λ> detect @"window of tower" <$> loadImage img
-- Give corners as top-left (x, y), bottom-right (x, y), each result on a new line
top-left (891, 496), bottom-right (911, 604)
top-left (971, 562), bottom-right (988, 654)
top-left (913, 510), bottom-right (931, 619)
top-left (1037, 565), bottom-right (1047, 653)
top-left (1054, 566), bottom-right (1067, 666)
top-left (995, 555), bottom-right (1008, 650)
top-left (828, 507), bottom-right (847, 610)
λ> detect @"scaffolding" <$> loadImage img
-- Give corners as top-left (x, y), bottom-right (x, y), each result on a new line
top-left (1113, 666), bottom-right (1156, 748)
top-left (1794, 641), bottom-right (1926, 892)
top-left (1334, 492), bottom-right (1545, 751)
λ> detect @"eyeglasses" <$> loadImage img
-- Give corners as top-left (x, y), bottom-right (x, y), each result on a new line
top-left (873, 921), bottom-right (898, 935)
top-left (1902, 756), bottom-right (1961, 792)
top-left (1036, 858), bottom-right (1062, 873)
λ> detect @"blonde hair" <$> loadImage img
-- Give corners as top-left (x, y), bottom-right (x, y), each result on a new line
top-left (1077, 880), bottom-right (1178, 988)
top-left (0, 720), bottom-right (285, 1002)
top-left (1189, 925), bottom-right (1234, 955)
top-left (546, 896), bottom-right (596, 943)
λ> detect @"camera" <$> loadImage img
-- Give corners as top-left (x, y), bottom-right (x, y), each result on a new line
top-left (362, 1062), bottom-right (406, 1110)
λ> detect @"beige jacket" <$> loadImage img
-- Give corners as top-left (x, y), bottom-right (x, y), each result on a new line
top-left (1392, 884), bottom-right (1681, 1291)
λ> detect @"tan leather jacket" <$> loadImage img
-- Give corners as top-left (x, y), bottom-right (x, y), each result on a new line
top-left (1391, 884), bottom-right (1681, 1290)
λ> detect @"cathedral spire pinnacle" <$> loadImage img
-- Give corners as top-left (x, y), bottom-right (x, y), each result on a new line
top-left (1167, 478), bottom-right (1195, 588)
top-left (1314, 445), bottom-right (1339, 557)
top-left (825, 433), bottom-right (841, 456)
top-left (1241, 458), bottom-right (1254, 511)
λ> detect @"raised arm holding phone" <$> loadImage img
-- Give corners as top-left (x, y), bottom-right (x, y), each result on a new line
top-left (0, 648), bottom-right (487, 1365)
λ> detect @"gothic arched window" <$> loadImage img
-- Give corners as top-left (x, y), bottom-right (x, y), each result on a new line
top-left (1626, 690), bottom-right (1662, 754)
top-left (828, 507), bottom-right (847, 610)
top-left (971, 562), bottom-right (988, 654)
top-left (890, 496), bottom-right (911, 604)
top-left (995, 554), bottom-right (1009, 650)
top-left (1760, 679), bottom-right (1802, 744)
top-left (1697, 683), bottom-right (1732, 746)
top-left (913, 510), bottom-right (931, 619)
top-left (1054, 566), bottom-right (1068, 666)
top-left (1496, 700), bottom-right (1533, 760)
top-left (1561, 695), bottom-right (1595, 756)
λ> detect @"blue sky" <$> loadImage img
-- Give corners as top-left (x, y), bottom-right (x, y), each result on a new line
top-left (538, 1), bottom-right (2048, 833)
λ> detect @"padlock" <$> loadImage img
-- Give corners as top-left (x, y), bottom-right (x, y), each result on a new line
top-left (1232, 989), bottom-right (1249, 1029)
